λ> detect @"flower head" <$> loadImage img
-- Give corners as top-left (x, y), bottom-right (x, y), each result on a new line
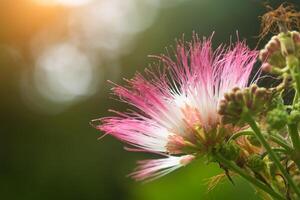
top-left (93, 35), bottom-right (258, 181)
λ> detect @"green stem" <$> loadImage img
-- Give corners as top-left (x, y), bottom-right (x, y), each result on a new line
top-left (229, 130), bottom-right (293, 153)
top-left (293, 91), bottom-right (299, 107)
top-left (292, 156), bottom-right (300, 171)
top-left (269, 135), bottom-right (293, 153)
top-left (288, 124), bottom-right (300, 169)
top-left (214, 152), bottom-right (285, 200)
top-left (292, 73), bottom-right (300, 104)
top-left (228, 130), bottom-right (253, 141)
top-left (244, 113), bottom-right (300, 197)
top-left (261, 148), bottom-right (287, 159)
top-left (286, 55), bottom-right (300, 172)
top-left (288, 124), bottom-right (300, 152)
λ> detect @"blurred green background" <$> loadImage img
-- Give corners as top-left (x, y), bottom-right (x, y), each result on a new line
top-left (0, 0), bottom-right (299, 199)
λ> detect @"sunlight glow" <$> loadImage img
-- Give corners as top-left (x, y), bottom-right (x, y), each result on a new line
top-left (34, 42), bottom-right (98, 103)
top-left (20, 0), bottom-right (191, 113)
top-left (34, 0), bottom-right (93, 6)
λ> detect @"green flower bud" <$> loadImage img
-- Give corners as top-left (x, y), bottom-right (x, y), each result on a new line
top-left (219, 142), bottom-right (240, 161)
top-left (218, 85), bottom-right (274, 125)
top-left (247, 154), bottom-right (266, 173)
top-left (278, 32), bottom-right (295, 56)
top-left (293, 102), bottom-right (300, 111)
top-left (266, 107), bottom-right (288, 130)
top-left (260, 31), bottom-right (300, 76)
top-left (288, 110), bottom-right (300, 124)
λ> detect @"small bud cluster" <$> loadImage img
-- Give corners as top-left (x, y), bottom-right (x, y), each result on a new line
top-left (216, 31), bottom-right (300, 197)
top-left (259, 31), bottom-right (300, 74)
top-left (218, 85), bottom-right (273, 125)
top-left (219, 141), bottom-right (240, 161)
top-left (266, 102), bottom-right (300, 128)
top-left (288, 102), bottom-right (300, 125)
top-left (267, 106), bottom-right (288, 130)
top-left (247, 154), bottom-right (266, 173)
top-left (214, 4), bottom-right (300, 199)
top-left (289, 110), bottom-right (300, 124)
top-left (260, 35), bottom-right (284, 73)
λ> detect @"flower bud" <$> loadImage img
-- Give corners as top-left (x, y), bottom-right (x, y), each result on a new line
top-left (292, 31), bottom-right (300, 45)
top-left (247, 154), bottom-right (265, 172)
top-left (288, 110), bottom-right (300, 125)
top-left (293, 102), bottom-right (300, 110)
top-left (219, 141), bottom-right (240, 161)
top-left (266, 37), bottom-right (280, 53)
top-left (261, 63), bottom-right (272, 73)
top-left (259, 31), bottom-right (300, 76)
top-left (259, 49), bottom-right (269, 61)
top-left (266, 107), bottom-right (288, 130)
top-left (218, 85), bottom-right (274, 125)
top-left (278, 32), bottom-right (295, 56)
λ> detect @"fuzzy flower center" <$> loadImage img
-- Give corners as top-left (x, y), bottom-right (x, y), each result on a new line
top-left (165, 104), bottom-right (226, 155)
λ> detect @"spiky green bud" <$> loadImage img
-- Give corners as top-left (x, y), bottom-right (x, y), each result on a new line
top-left (219, 142), bottom-right (240, 161)
top-left (288, 110), bottom-right (300, 124)
top-left (247, 154), bottom-right (266, 173)
top-left (266, 107), bottom-right (288, 130)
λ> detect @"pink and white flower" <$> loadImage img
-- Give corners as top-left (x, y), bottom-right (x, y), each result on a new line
top-left (93, 35), bottom-right (258, 181)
